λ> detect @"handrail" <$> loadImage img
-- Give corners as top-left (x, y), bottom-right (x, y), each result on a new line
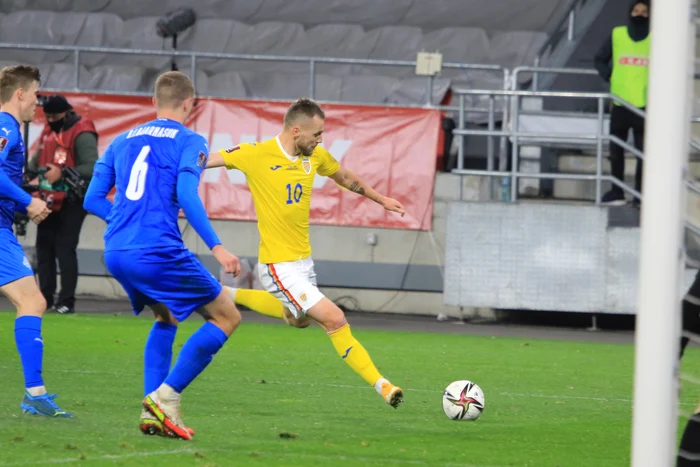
top-left (514, 66), bottom-right (598, 91)
top-left (0, 42), bottom-right (504, 69)
top-left (0, 41), bottom-right (508, 106)
top-left (452, 168), bottom-right (641, 200)
top-left (451, 86), bottom-right (698, 204)
top-left (33, 85), bottom-right (493, 114)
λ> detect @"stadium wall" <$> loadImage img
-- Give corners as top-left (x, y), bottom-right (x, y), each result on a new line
top-left (18, 173), bottom-right (492, 318)
top-left (17, 92), bottom-right (494, 318)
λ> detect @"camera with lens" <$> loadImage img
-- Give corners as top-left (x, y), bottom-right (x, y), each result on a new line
top-left (13, 178), bottom-right (41, 237)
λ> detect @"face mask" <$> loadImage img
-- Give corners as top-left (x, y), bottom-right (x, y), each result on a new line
top-left (631, 15), bottom-right (649, 25)
top-left (48, 118), bottom-right (64, 133)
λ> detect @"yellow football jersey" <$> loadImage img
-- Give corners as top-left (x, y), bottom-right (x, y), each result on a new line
top-left (220, 137), bottom-right (340, 264)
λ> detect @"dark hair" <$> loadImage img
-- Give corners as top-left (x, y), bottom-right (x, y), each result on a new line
top-left (0, 65), bottom-right (41, 104)
top-left (284, 98), bottom-right (325, 128)
top-left (154, 71), bottom-right (195, 108)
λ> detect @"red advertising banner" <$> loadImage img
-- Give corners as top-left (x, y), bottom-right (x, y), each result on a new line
top-left (29, 94), bottom-right (440, 230)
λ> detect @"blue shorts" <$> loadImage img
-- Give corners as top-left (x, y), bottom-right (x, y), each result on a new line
top-left (0, 228), bottom-right (34, 287)
top-left (104, 247), bottom-right (222, 322)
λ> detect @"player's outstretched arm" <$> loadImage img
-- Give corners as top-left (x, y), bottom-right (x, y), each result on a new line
top-left (176, 170), bottom-right (241, 276)
top-left (329, 166), bottom-right (406, 217)
top-left (204, 151), bottom-right (225, 169)
top-left (83, 145), bottom-right (116, 222)
top-left (83, 173), bottom-right (115, 221)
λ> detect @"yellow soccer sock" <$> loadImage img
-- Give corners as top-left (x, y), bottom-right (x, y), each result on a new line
top-left (328, 324), bottom-right (382, 387)
top-left (227, 287), bottom-right (285, 320)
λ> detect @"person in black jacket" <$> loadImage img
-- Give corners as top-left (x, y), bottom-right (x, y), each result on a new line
top-left (593, 0), bottom-right (650, 206)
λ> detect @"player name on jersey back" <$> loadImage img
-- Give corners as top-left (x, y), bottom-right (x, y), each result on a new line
top-left (126, 126), bottom-right (180, 139)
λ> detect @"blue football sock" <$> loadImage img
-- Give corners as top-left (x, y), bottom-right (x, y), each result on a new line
top-left (14, 316), bottom-right (44, 389)
top-left (164, 322), bottom-right (228, 393)
top-left (144, 322), bottom-right (177, 396)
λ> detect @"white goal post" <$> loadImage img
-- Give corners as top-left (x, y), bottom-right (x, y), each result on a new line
top-left (631, 0), bottom-right (696, 466)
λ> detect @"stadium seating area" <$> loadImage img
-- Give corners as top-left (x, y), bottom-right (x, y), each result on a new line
top-left (0, 0), bottom-right (570, 105)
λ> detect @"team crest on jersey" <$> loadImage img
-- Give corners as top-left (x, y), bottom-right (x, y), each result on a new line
top-left (197, 151), bottom-right (208, 168)
top-left (302, 157), bottom-right (311, 174)
top-left (225, 145), bottom-right (240, 153)
top-left (53, 148), bottom-right (68, 165)
top-left (0, 136), bottom-right (7, 152)
top-left (300, 293), bottom-right (307, 302)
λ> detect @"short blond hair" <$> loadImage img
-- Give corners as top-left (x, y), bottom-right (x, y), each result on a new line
top-left (0, 65), bottom-right (40, 104)
top-left (284, 98), bottom-right (325, 128)
top-left (154, 71), bottom-right (194, 108)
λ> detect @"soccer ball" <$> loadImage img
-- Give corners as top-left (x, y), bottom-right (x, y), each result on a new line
top-left (442, 380), bottom-right (485, 421)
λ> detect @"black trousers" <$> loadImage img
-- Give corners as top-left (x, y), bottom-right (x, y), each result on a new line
top-left (36, 199), bottom-right (87, 309)
top-left (609, 104), bottom-right (645, 195)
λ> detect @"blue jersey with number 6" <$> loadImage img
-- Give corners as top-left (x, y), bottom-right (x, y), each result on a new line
top-left (94, 118), bottom-right (209, 252)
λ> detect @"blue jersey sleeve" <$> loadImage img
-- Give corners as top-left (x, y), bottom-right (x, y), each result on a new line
top-left (0, 131), bottom-right (31, 208)
top-left (178, 133), bottom-right (209, 178)
top-left (83, 144), bottom-right (115, 222)
top-left (0, 129), bottom-right (18, 165)
top-left (175, 133), bottom-right (220, 250)
top-left (177, 171), bottom-right (221, 250)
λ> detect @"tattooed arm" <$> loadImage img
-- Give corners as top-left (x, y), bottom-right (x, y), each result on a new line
top-left (329, 166), bottom-right (405, 216)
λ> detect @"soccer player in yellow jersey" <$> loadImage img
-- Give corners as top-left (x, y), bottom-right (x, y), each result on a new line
top-left (206, 98), bottom-right (406, 408)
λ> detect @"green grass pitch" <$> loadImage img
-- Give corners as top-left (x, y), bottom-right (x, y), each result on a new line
top-left (0, 311), bottom-right (698, 466)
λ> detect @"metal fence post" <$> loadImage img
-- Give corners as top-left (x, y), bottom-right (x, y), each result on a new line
top-left (595, 96), bottom-right (605, 205)
top-left (190, 54), bottom-right (197, 91)
top-left (567, 10), bottom-right (576, 41)
top-left (532, 57), bottom-right (539, 91)
top-left (73, 50), bottom-right (80, 90)
top-left (457, 94), bottom-right (465, 171)
top-left (510, 94), bottom-right (519, 202)
top-left (487, 95), bottom-right (495, 200)
top-left (427, 74), bottom-right (434, 106)
top-left (309, 60), bottom-right (316, 99)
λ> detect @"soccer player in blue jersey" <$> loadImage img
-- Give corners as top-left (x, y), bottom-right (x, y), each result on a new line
top-left (83, 71), bottom-right (242, 440)
top-left (0, 65), bottom-right (73, 418)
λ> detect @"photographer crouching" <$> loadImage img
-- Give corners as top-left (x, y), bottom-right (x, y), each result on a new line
top-left (26, 95), bottom-right (97, 315)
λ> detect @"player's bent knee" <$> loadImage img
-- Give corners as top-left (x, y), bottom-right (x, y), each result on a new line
top-left (289, 316), bottom-right (312, 328)
top-left (211, 306), bottom-right (241, 336)
top-left (307, 298), bottom-right (347, 333)
top-left (201, 290), bottom-right (242, 336)
top-left (20, 293), bottom-right (47, 318)
top-left (2, 277), bottom-right (47, 317)
top-left (150, 303), bottom-right (178, 325)
top-left (282, 309), bottom-right (312, 328)
top-left (293, 316), bottom-right (312, 328)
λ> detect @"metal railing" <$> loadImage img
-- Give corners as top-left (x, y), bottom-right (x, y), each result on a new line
top-left (451, 61), bottom-right (700, 202)
top-left (452, 88), bottom-right (649, 203)
top-left (513, 65), bottom-right (599, 91)
top-left (450, 85), bottom-right (700, 239)
top-left (0, 42), bottom-right (509, 108)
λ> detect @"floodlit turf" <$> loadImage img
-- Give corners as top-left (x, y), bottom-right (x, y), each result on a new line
top-left (0, 311), bottom-right (699, 467)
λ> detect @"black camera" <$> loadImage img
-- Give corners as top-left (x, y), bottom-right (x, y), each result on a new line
top-left (34, 166), bottom-right (87, 201)
top-left (61, 167), bottom-right (88, 200)
top-left (13, 179), bottom-right (41, 237)
top-left (156, 7), bottom-right (197, 39)
top-left (14, 212), bottom-right (29, 237)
